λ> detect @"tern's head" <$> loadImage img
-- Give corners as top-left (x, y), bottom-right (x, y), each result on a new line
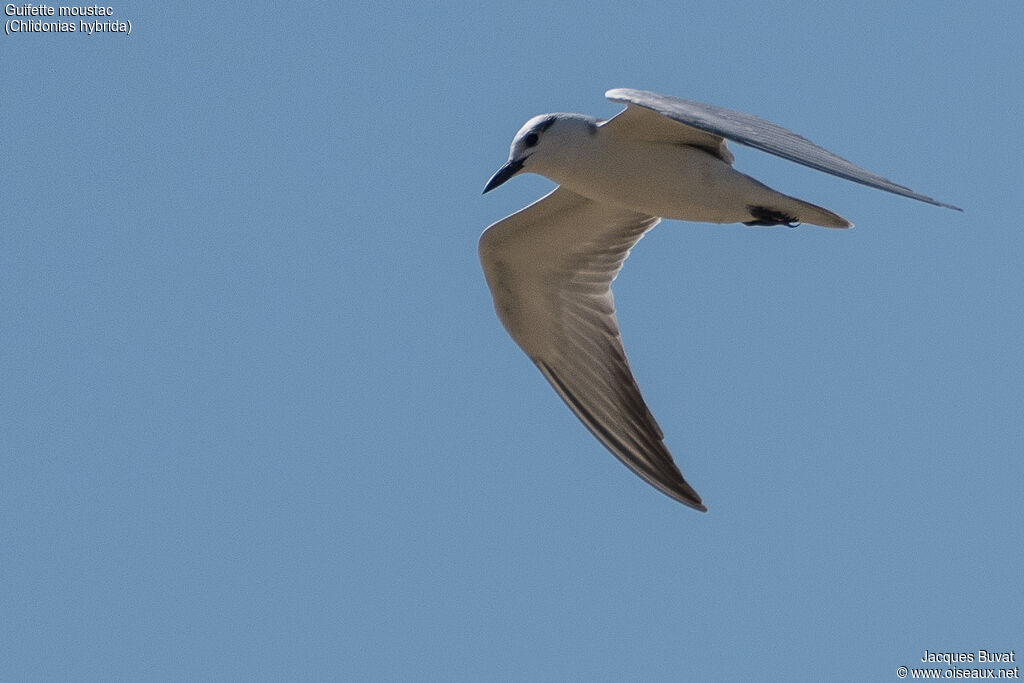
top-left (483, 113), bottom-right (597, 193)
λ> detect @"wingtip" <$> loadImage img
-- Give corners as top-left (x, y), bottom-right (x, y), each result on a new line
top-left (663, 488), bottom-right (706, 512)
top-left (685, 495), bottom-right (708, 513)
top-left (917, 195), bottom-right (963, 212)
top-left (671, 487), bottom-right (707, 512)
top-left (919, 197), bottom-right (963, 212)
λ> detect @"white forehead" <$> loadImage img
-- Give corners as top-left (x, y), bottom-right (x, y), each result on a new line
top-left (514, 114), bottom-right (559, 142)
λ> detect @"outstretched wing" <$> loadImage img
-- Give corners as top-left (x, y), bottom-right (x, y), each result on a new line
top-left (479, 187), bottom-right (705, 510)
top-left (605, 88), bottom-right (962, 211)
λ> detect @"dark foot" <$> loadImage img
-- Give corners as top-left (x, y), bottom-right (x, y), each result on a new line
top-left (744, 206), bottom-right (800, 228)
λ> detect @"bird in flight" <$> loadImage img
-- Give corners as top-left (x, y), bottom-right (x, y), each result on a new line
top-left (479, 88), bottom-right (961, 511)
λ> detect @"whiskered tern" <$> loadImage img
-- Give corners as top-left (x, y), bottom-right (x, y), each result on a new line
top-left (480, 88), bottom-right (961, 511)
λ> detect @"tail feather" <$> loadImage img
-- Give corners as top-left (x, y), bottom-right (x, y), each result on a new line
top-left (783, 195), bottom-right (852, 228)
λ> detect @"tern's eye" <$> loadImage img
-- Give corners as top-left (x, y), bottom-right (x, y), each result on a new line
top-left (523, 132), bottom-right (540, 148)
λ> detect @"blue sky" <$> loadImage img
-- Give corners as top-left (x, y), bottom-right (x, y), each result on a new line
top-left (3, 2), bottom-right (1021, 680)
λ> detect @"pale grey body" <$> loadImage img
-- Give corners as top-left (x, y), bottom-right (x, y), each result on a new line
top-left (516, 111), bottom-right (850, 227)
top-left (480, 88), bottom-right (960, 511)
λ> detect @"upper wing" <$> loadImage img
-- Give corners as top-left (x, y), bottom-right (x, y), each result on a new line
top-left (479, 187), bottom-right (705, 511)
top-left (605, 88), bottom-right (962, 211)
top-left (599, 99), bottom-right (736, 165)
